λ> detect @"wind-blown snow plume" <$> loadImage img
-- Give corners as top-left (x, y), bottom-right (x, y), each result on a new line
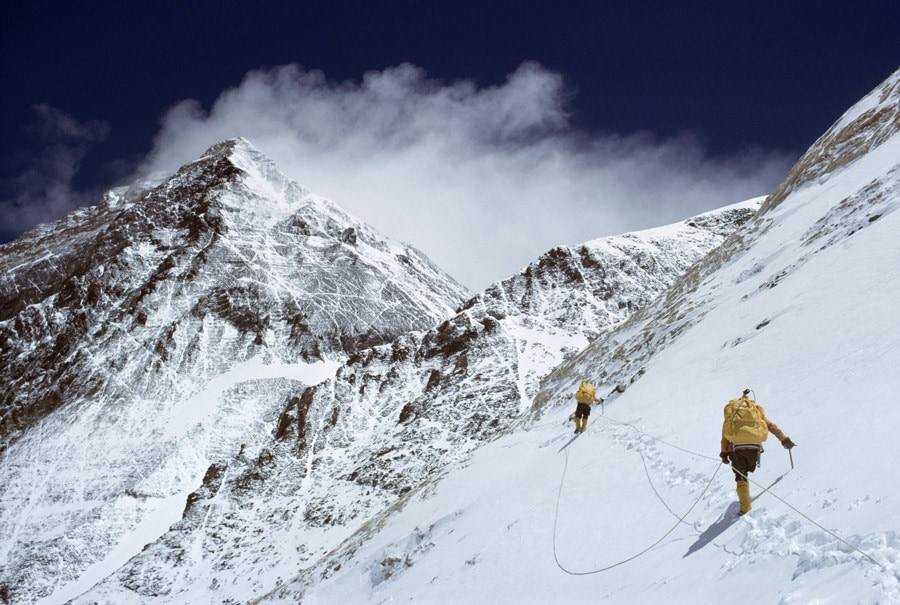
top-left (0, 138), bottom-right (469, 604)
top-left (134, 62), bottom-right (793, 290)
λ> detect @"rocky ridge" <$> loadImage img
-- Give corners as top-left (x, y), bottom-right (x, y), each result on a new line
top-left (0, 138), bottom-right (469, 603)
top-left (70, 199), bottom-right (760, 603)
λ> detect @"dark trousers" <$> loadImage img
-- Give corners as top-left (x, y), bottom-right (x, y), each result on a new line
top-left (730, 448), bottom-right (759, 482)
top-left (574, 402), bottom-right (591, 419)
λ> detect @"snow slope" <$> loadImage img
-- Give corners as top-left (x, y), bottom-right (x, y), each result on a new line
top-left (264, 69), bottom-right (900, 604)
top-left (62, 200), bottom-right (758, 605)
top-left (3, 66), bottom-right (898, 605)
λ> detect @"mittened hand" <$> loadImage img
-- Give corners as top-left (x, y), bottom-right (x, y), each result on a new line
top-left (781, 437), bottom-right (795, 449)
top-left (720, 452), bottom-right (730, 464)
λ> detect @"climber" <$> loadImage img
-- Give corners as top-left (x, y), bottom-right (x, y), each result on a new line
top-left (573, 381), bottom-right (603, 434)
top-left (720, 389), bottom-right (795, 515)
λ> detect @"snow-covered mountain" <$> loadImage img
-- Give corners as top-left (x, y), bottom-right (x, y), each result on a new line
top-left (3, 61), bottom-right (897, 604)
top-left (0, 138), bottom-right (468, 442)
top-left (0, 138), bottom-right (470, 603)
top-left (58, 200), bottom-right (756, 604)
top-left (259, 69), bottom-right (900, 603)
top-left (0, 137), bottom-right (757, 603)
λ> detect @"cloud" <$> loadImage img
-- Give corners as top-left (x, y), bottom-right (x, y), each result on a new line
top-left (0, 104), bottom-right (109, 241)
top-left (135, 62), bottom-right (795, 291)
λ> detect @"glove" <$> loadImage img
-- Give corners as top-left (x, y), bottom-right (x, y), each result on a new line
top-left (781, 437), bottom-right (795, 449)
top-left (720, 452), bottom-right (730, 464)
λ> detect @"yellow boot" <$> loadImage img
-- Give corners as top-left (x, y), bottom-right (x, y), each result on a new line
top-left (736, 481), bottom-right (752, 515)
top-left (574, 417), bottom-right (583, 434)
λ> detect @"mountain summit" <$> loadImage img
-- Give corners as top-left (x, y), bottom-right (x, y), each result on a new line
top-left (0, 138), bottom-right (468, 444)
top-left (3, 66), bottom-right (899, 605)
top-left (0, 138), bottom-right (469, 602)
top-left (0, 135), bottom-right (759, 603)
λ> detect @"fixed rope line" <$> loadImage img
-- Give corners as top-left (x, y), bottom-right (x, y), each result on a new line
top-left (598, 414), bottom-right (719, 462)
top-left (552, 436), bottom-right (722, 576)
top-left (603, 412), bottom-right (884, 569)
top-left (555, 412), bottom-right (886, 573)
top-left (732, 466), bottom-right (886, 570)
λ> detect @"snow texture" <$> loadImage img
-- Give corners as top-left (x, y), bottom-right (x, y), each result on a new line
top-left (0, 67), bottom-right (898, 604)
top-left (0, 138), bottom-right (468, 604)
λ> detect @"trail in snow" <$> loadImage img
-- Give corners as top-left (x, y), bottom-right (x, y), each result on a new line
top-left (560, 412), bottom-right (887, 572)
top-left (553, 427), bottom-right (724, 576)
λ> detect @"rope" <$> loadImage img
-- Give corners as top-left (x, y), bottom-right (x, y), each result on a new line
top-left (553, 412), bottom-right (887, 573)
top-left (599, 415), bottom-right (719, 462)
top-left (615, 414), bottom-right (887, 569)
top-left (733, 465), bottom-right (886, 570)
top-left (552, 435), bottom-right (721, 575)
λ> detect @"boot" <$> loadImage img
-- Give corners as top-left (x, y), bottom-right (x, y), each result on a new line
top-left (581, 417), bottom-right (588, 433)
top-left (574, 417), bottom-right (582, 434)
top-left (736, 480), bottom-right (752, 515)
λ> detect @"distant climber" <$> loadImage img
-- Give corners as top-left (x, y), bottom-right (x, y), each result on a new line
top-left (720, 389), bottom-right (795, 515)
top-left (573, 381), bottom-right (603, 434)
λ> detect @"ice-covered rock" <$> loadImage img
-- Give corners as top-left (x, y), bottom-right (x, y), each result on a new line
top-left (0, 138), bottom-right (468, 603)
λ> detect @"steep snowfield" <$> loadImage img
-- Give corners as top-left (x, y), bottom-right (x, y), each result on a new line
top-left (262, 71), bottom-right (900, 603)
top-left (4, 67), bottom-right (898, 605)
top-left (60, 202), bottom-right (758, 605)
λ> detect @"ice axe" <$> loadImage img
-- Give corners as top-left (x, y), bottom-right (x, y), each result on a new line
top-left (782, 435), bottom-right (796, 469)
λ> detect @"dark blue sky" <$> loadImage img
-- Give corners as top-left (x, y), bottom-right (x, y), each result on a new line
top-left (2, 0), bottom-right (898, 247)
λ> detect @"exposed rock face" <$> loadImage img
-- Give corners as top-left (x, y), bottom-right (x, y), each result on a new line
top-left (762, 67), bottom-right (900, 213)
top-left (64, 199), bottom-right (759, 603)
top-left (0, 138), bottom-right (469, 603)
top-left (0, 138), bottom-right (469, 447)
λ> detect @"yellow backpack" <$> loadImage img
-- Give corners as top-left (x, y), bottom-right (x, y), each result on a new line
top-left (575, 381), bottom-right (596, 404)
top-left (723, 397), bottom-right (769, 443)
